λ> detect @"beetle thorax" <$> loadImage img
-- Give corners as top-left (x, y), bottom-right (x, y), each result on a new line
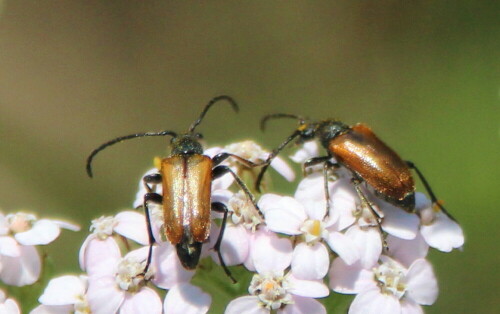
top-left (171, 134), bottom-right (203, 155)
top-left (316, 120), bottom-right (350, 148)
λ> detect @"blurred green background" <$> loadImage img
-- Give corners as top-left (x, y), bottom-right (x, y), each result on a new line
top-left (0, 1), bottom-right (498, 313)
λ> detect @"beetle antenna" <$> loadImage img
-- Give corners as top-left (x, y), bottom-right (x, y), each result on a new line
top-left (255, 129), bottom-right (302, 192)
top-left (86, 130), bottom-right (177, 178)
top-left (188, 95), bottom-right (239, 133)
top-left (260, 113), bottom-right (305, 131)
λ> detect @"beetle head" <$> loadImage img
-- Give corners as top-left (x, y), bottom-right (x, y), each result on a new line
top-left (171, 134), bottom-right (203, 155)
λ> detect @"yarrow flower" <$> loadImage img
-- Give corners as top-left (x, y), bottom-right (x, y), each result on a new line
top-left (30, 140), bottom-right (463, 314)
top-left (0, 211), bottom-right (79, 286)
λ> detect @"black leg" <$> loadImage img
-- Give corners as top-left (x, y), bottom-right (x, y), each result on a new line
top-left (351, 177), bottom-right (388, 251)
top-left (211, 202), bottom-right (236, 283)
top-left (303, 155), bottom-right (331, 176)
top-left (141, 173), bottom-right (163, 275)
top-left (212, 152), bottom-right (262, 168)
top-left (406, 161), bottom-right (457, 222)
top-left (213, 165), bottom-right (260, 214)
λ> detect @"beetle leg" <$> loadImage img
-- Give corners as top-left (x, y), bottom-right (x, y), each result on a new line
top-left (212, 152), bottom-right (262, 168)
top-left (303, 155), bottom-right (331, 176)
top-left (213, 165), bottom-right (260, 215)
top-left (211, 202), bottom-right (237, 283)
top-left (141, 174), bottom-right (162, 276)
top-left (351, 177), bottom-right (388, 251)
top-left (406, 161), bottom-right (457, 222)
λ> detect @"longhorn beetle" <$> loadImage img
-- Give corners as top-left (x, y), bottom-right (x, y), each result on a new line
top-left (86, 96), bottom-right (260, 282)
top-left (255, 114), bottom-right (457, 228)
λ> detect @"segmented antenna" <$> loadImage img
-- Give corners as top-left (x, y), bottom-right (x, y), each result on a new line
top-left (188, 95), bottom-right (239, 133)
top-left (86, 130), bottom-right (177, 177)
top-left (260, 113), bottom-right (305, 131)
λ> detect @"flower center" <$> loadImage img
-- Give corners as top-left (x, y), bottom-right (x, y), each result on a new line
top-left (373, 259), bottom-right (407, 299)
top-left (229, 191), bottom-right (263, 231)
top-left (114, 257), bottom-right (151, 293)
top-left (74, 296), bottom-right (91, 314)
top-left (249, 272), bottom-right (293, 310)
top-left (90, 216), bottom-right (118, 240)
top-left (300, 219), bottom-right (326, 243)
top-left (7, 213), bottom-right (36, 233)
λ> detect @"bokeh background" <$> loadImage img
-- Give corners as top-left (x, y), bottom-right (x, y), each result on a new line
top-left (0, 1), bottom-right (498, 313)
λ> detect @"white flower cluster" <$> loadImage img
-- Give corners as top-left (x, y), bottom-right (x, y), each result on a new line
top-left (0, 210), bottom-right (79, 313)
top-left (31, 140), bottom-right (464, 314)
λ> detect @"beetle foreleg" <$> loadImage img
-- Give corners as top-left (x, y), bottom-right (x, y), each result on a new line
top-left (406, 161), bottom-right (457, 222)
top-left (212, 152), bottom-right (262, 168)
top-left (211, 202), bottom-right (237, 283)
top-left (213, 165), bottom-right (260, 216)
top-left (142, 191), bottom-right (162, 276)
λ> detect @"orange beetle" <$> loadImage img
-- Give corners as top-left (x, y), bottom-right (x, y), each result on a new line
top-left (86, 96), bottom-right (258, 281)
top-left (256, 114), bottom-right (456, 222)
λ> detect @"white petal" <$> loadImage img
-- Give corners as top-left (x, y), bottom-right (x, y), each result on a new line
top-left (0, 245), bottom-right (41, 286)
top-left (325, 231), bottom-right (360, 265)
top-left (346, 226), bottom-right (381, 269)
top-left (294, 174), bottom-right (327, 220)
top-left (257, 194), bottom-right (283, 211)
top-left (0, 298), bottom-right (21, 314)
top-left (401, 299), bottom-right (424, 314)
top-left (349, 289), bottom-right (401, 314)
top-left (252, 231), bottom-right (292, 274)
top-left (280, 296), bottom-right (326, 314)
top-left (291, 242), bottom-right (329, 280)
top-left (263, 197), bottom-right (306, 235)
top-left (164, 283), bottom-right (211, 314)
top-left (114, 211), bottom-right (149, 245)
top-left (152, 243), bottom-right (194, 289)
top-left (270, 156), bottom-right (295, 182)
top-left (328, 179), bottom-right (357, 230)
top-left (87, 276), bottom-right (124, 314)
top-left (405, 259), bottom-right (438, 305)
top-left (210, 224), bottom-right (249, 266)
top-left (286, 274), bottom-right (329, 298)
top-left (29, 304), bottom-right (72, 314)
top-left (329, 258), bottom-right (375, 294)
top-left (386, 234), bottom-right (429, 267)
top-left (51, 220), bottom-right (80, 232)
top-left (381, 204), bottom-right (419, 240)
top-left (0, 236), bottom-right (20, 257)
top-left (15, 220), bottom-right (60, 245)
top-left (39, 275), bottom-right (85, 305)
top-left (420, 211), bottom-right (464, 252)
top-left (289, 141), bottom-right (319, 164)
top-left (84, 237), bottom-right (121, 278)
top-left (120, 287), bottom-right (162, 314)
top-left (224, 296), bottom-right (267, 314)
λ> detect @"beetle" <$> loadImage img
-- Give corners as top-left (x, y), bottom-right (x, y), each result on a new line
top-left (255, 114), bottom-right (456, 223)
top-left (86, 95), bottom-right (259, 281)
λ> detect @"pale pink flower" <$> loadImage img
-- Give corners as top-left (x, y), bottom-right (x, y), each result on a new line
top-left (79, 211), bottom-right (149, 271)
top-left (0, 289), bottom-right (20, 314)
top-left (0, 211), bottom-right (78, 286)
top-left (209, 191), bottom-right (264, 267)
top-left (225, 232), bottom-right (328, 314)
top-left (30, 275), bottom-right (89, 314)
top-left (86, 246), bottom-right (163, 314)
top-left (416, 193), bottom-right (464, 252)
top-left (164, 283), bottom-right (211, 314)
top-left (330, 255), bottom-right (438, 314)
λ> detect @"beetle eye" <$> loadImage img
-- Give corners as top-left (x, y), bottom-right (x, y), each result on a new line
top-left (194, 133), bottom-right (203, 139)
